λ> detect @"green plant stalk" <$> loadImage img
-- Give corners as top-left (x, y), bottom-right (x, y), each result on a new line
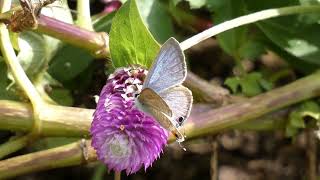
top-left (0, 71), bottom-right (319, 177)
top-left (77, 0), bottom-right (93, 31)
top-left (179, 71), bottom-right (320, 142)
top-left (0, 135), bottom-right (29, 159)
top-left (0, 7), bottom-right (109, 57)
top-left (0, 102), bottom-right (93, 136)
top-left (37, 15), bottom-right (109, 58)
top-left (0, 140), bottom-right (97, 179)
top-left (180, 5), bottom-right (320, 50)
top-left (0, 0), bottom-right (45, 157)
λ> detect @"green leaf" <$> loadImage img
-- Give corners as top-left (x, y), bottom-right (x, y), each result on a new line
top-left (289, 111), bottom-right (305, 128)
top-left (286, 100), bottom-right (320, 137)
top-left (240, 74), bottom-right (263, 96)
top-left (257, 20), bottom-right (320, 66)
top-left (93, 11), bottom-right (116, 32)
top-left (209, 0), bottom-right (248, 57)
top-left (0, 58), bottom-right (18, 100)
top-left (285, 125), bottom-right (299, 137)
top-left (224, 72), bottom-right (273, 97)
top-left (16, 32), bottom-right (48, 78)
top-left (136, 0), bottom-right (174, 43)
top-left (206, 0), bottom-right (267, 60)
top-left (48, 88), bottom-right (74, 106)
top-left (298, 0), bottom-right (320, 25)
top-left (301, 101), bottom-right (320, 120)
top-left (48, 45), bottom-right (93, 82)
top-left (244, 0), bottom-right (320, 69)
top-left (238, 40), bottom-right (266, 60)
top-left (265, 40), bottom-right (318, 73)
top-left (109, 0), bottom-right (160, 68)
top-left (224, 77), bottom-right (240, 93)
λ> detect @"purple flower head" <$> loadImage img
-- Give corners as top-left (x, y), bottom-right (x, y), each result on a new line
top-left (91, 67), bottom-right (169, 174)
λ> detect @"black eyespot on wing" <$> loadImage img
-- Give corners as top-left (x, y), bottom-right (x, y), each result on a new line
top-left (178, 117), bottom-right (184, 125)
top-left (134, 93), bottom-right (140, 98)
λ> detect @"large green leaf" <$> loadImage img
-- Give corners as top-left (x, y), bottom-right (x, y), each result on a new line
top-left (244, 0), bottom-right (320, 69)
top-left (207, 0), bottom-right (265, 60)
top-left (93, 11), bottom-right (116, 32)
top-left (136, 0), bottom-right (174, 43)
top-left (258, 19), bottom-right (320, 66)
top-left (48, 45), bottom-right (92, 82)
top-left (109, 0), bottom-right (160, 68)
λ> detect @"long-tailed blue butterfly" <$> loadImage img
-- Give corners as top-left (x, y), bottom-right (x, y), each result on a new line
top-left (135, 37), bottom-right (193, 143)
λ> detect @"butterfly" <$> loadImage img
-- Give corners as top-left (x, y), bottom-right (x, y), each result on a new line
top-left (134, 37), bottom-right (193, 143)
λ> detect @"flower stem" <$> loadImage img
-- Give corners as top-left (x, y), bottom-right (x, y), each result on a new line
top-left (76, 0), bottom-right (93, 31)
top-left (180, 5), bottom-right (320, 50)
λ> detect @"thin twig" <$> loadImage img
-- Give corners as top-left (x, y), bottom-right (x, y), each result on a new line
top-left (210, 140), bottom-right (218, 180)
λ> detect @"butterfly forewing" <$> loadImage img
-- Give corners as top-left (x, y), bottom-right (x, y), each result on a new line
top-left (137, 88), bottom-right (172, 117)
top-left (143, 38), bottom-right (186, 93)
top-left (159, 85), bottom-right (193, 126)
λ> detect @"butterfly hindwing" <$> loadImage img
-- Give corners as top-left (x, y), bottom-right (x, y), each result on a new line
top-left (143, 37), bottom-right (186, 93)
top-left (159, 85), bottom-right (193, 126)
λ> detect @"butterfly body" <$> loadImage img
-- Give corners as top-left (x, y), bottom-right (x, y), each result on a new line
top-left (134, 37), bottom-right (193, 143)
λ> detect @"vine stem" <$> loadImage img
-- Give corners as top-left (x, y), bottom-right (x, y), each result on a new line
top-left (0, 0), bottom-right (45, 157)
top-left (180, 5), bottom-right (320, 51)
top-left (77, 0), bottom-right (93, 30)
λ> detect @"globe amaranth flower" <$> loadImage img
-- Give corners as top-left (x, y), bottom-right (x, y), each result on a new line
top-left (90, 67), bottom-right (169, 174)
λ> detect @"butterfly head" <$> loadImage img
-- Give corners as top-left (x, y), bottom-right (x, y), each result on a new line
top-left (133, 93), bottom-right (140, 98)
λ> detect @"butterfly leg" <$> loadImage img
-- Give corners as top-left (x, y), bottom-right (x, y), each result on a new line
top-left (171, 129), bottom-right (185, 143)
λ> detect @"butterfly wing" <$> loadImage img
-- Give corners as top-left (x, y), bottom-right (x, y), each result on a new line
top-left (159, 85), bottom-right (193, 126)
top-left (143, 37), bottom-right (186, 93)
top-left (136, 88), bottom-right (174, 130)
